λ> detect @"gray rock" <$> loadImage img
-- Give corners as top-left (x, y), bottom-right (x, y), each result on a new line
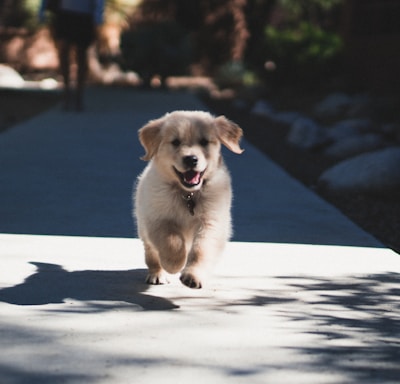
top-left (0, 64), bottom-right (25, 88)
top-left (232, 98), bottom-right (248, 110)
top-left (327, 119), bottom-right (375, 140)
top-left (346, 94), bottom-right (372, 118)
top-left (327, 123), bottom-right (360, 142)
top-left (250, 100), bottom-right (275, 119)
top-left (324, 133), bottom-right (388, 159)
top-left (314, 92), bottom-right (352, 119)
top-left (318, 147), bottom-right (400, 196)
top-left (272, 111), bottom-right (303, 125)
top-left (382, 123), bottom-right (400, 142)
top-left (251, 100), bottom-right (303, 125)
top-left (287, 117), bottom-right (328, 150)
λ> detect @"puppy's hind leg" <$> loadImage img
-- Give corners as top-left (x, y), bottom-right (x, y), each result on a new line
top-left (143, 242), bottom-right (169, 285)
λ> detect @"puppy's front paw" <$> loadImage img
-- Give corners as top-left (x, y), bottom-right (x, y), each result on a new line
top-left (180, 272), bottom-right (202, 289)
top-left (146, 271), bottom-right (169, 285)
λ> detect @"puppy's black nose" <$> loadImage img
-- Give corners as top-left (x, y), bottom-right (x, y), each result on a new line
top-left (183, 155), bottom-right (198, 168)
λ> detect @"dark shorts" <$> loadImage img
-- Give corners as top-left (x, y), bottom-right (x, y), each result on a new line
top-left (53, 11), bottom-right (95, 47)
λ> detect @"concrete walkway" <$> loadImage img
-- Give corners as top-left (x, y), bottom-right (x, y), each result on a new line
top-left (0, 87), bottom-right (399, 383)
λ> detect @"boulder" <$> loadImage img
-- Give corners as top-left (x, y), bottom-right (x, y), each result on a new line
top-left (318, 147), bottom-right (400, 197)
top-left (382, 123), bottom-right (400, 143)
top-left (326, 123), bottom-right (359, 142)
top-left (346, 94), bottom-right (372, 118)
top-left (250, 100), bottom-right (275, 119)
top-left (272, 111), bottom-right (303, 125)
top-left (314, 92), bottom-right (352, 119)
top-left (250, 100), bottom-right (303, 126)
top-left (324, 133), bottom-right (388, 159)
top-left (327, 118), bottom-right (375, 141)
top-left (287, 117), bottom-right (328, 150)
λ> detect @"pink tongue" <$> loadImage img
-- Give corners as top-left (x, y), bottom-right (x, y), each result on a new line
top-left (184, 170), bottom-right (200, 185)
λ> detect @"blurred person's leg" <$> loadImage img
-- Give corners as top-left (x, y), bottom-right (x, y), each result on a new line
top-left (58, 40), bottom-right (72, 110)
top-left (76, 44), bottom-right (89, 112)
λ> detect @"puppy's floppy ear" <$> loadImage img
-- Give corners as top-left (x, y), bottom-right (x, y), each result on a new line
top-left (138, 117), bottom-right (164, 161)
top-left (214, 115), bottom-right (244, 154)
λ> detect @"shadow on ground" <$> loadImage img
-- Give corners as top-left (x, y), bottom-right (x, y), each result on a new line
top-left (0, 262), bottom-right (177, 311)
top-left (226, 272), bottom-right (400, 382)
top-left (1, 262), bottom-right (400, 382)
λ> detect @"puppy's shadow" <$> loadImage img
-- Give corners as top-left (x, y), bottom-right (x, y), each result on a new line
top-left (0, 262), bottom-right (178, 311)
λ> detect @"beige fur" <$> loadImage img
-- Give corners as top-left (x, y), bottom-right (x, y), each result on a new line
top-left (134, 111), bottom-right (243, 288)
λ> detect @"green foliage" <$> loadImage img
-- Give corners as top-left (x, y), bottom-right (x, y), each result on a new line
top-left (265, 22), bottom-right (342, 66)
top-left (22, 0), bottom-right (41, 29)
top-left (277, 0), bottom-right (343, 24)
top-left (278, 0), bottom-right (342, 13)
top-left (243, 0), bottom-right (344, 87)
top-left (247, 21), bottom-right (343, 87)
top-left (0, 0), bottom-right (39, 30)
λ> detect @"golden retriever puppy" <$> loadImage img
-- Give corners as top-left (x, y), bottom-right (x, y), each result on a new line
top-left (134, 111), bottom-right (243, 288)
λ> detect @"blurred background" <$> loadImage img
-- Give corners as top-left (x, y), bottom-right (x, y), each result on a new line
top-left (1, 0), bottom-right (399, 92)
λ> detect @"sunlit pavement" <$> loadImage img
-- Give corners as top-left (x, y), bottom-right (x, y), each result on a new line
top-left (0, 87), bottom-right (399, 383)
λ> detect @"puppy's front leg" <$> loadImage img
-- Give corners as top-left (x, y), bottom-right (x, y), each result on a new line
top-left (180, 236), bottom-right (225, 289)
top-left (150, 222), bottom-right (187, 275)
top-left (143, 242), bottom-right (169, 285)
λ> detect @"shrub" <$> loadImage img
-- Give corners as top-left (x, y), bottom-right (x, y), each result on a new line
top-left (251, 22), bottom-right (343, 87)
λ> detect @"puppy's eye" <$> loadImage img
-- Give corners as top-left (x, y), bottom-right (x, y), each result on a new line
top-left (199, 138), bottom-right (209, 147)
top-left (171, 139), bottom-right (181, 147)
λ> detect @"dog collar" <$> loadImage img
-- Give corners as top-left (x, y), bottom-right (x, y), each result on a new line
top-left (182, 192), bottom-right (196, 216)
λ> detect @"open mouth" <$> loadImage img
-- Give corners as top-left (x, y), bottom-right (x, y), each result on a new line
top-left (173, 167), bottom-right (205, 188)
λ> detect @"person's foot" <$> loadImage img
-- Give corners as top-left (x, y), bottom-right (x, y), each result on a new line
top-left (75, 90), bottom-right (84, 112)
top-left (62, 88), bottom-right (72, 111)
